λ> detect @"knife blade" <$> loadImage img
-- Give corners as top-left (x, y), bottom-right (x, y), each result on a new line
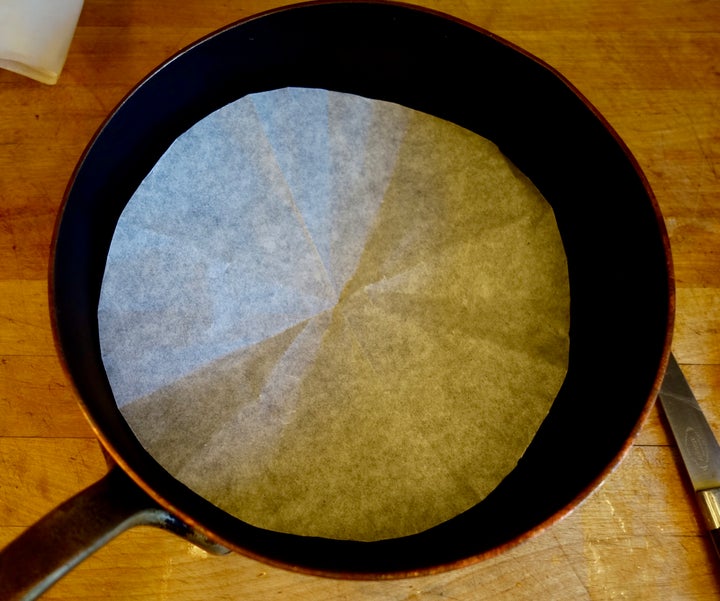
top-left (658, 353), bottom-right (720, 559)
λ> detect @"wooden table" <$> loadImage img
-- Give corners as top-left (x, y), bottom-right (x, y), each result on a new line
top-left (1, 1), bottom-right (719, 598)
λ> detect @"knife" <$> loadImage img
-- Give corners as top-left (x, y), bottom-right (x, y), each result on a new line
top-left (658, 353), bottom-right (720, 559)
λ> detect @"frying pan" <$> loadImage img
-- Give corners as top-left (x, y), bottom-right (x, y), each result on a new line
top-left (0, 1), bottom-right (674, 598)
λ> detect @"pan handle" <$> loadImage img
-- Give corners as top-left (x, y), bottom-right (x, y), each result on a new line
top-left (0, 466), bottom-right (229, 601)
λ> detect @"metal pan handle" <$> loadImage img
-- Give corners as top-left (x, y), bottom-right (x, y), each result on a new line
top-left (0, 466), bottom-right (228, 600)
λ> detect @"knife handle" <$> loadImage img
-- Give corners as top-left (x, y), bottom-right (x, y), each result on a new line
top-left (698, 489), bottom-right (720, 562)
top-left (709, 529), bottom-right (720, 563)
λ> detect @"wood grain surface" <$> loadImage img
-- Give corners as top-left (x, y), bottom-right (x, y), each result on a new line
top-left (1, 0), bottom-right (719, 599)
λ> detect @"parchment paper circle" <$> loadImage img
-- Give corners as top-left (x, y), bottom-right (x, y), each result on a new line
top-left (98, 88), bottom-right (570, 541)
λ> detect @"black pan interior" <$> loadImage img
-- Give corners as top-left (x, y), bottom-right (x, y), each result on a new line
top-left (52, 1), bottom-right (672, 576)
